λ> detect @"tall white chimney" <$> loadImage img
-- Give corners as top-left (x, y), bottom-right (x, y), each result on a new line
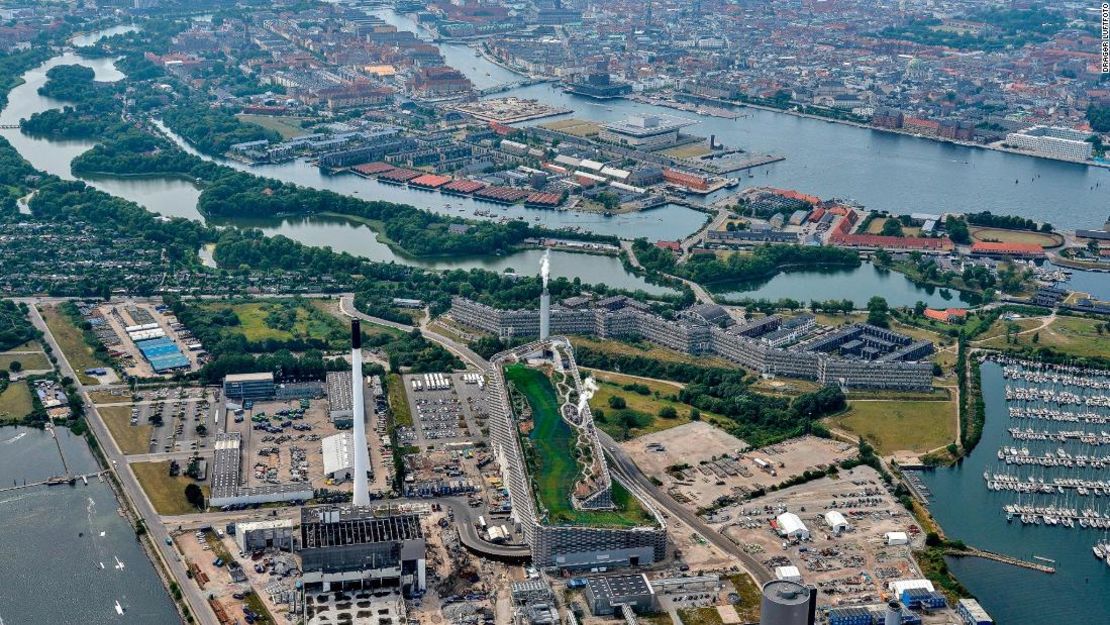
top-left (539, 249), bottom-right (551, 340)
top-left (351, 320), bottom-right (371, 507)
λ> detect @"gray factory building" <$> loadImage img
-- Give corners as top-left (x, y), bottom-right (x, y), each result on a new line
top-left (583, 573), bottom-right (656, 616)
top-left (450, 297), bottom-right (934, 391)
top-left (298, 506), bottom-right (426, 595)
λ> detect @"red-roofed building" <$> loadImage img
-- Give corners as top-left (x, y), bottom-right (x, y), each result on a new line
top-left (924, 308), bottom-right (968, 323)
top-left (969, 242), bottom-right (1045, 258)
top-left (409, 174), bottom-right (452, 189)
top-left (442, 180), bottom-right (486, 195)
top-left (352, 162), bottom-right (395, 177)
top-left (655, 240), bottom-right (681, 253)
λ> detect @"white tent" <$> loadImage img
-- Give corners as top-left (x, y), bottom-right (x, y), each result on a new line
top-left (775, 512), bottom-right (810, 540)
top-left (824, 510), bottom-right (849, 534)
top-left (885, 531), bottom-right (910, 545)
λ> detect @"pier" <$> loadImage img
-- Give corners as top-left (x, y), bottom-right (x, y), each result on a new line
top-left (945, 547), bottom-right (1056, 574)
top-left (0, 471), bottom-right (108, 493)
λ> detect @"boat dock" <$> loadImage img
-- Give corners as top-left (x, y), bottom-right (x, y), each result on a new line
top-left (0, 471), bottom-right (108, 493)
top-left (945, 547), bottom-right (1056, 574)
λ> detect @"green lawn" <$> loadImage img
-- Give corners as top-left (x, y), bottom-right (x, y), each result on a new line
top-left (99, 404), bottom-right (152, 455)
top-left (978, 315), bottom-right (1110, 359)
top-left (829, 399), bottom-right (956, 453)
top-left (236, 114), bottom-right (309, 139)
top-left (0, 381), bottom-right (33, 420)
top-left (39, 304), bottom-right (108, 384)
top-left (677, 607), bottom-right (724, 625)
top-left (506, 364), bottom-right (654, 528)
top-left (201, 299), bottom-right (347, 346)
top-left (0, 350), bottom-right (50, 371)
top-left (588, 379), bottom-right (727, 440)
top-left (387, 373), bottom-right (413, 428)
top-left (727, 574), bottom-right (761, 623)
top-left (130, 461), bottom-right (209, 515)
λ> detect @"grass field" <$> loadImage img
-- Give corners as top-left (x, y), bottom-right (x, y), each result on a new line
top-left (975, 315), bottom-right (1110, 360)
top-left (829, 399), bottom-right (956, 453)
top-left (970, 227), bottom-right (1063, 248)
top-left (975, 317), bottom-right (1044, 343)
top-left (727, 573), bottom-right (762, 623)
top-left (0, 349), bottom-right (50, 371)
top-left (506, 364), bottom-right (654, 528)
top-left (99, 405), bottom-right (151, 455)
top-left (589, 379), bottom-right (728, 440)
top-left (236, 114), bottom-right (309, 139)
top-left (0, 381), bottom-right (33, 420)
top-left (202, 299), bottom-right (347, 346)
top-left (131, 461), bottom-right (209, 515)
top-left (663, 144), bottom-right (711, 159)
top-left (39, 304), bottom-right (108, 385)
top-left (677, 607), bottom-right (724, 625)
top-left (387, 373), bottom-right (413, 428)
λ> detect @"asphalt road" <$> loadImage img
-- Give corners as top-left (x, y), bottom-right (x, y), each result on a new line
top-left (28, 305), bottom-right (219, 625)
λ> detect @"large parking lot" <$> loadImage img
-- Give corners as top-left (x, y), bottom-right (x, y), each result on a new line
top-left (131, 386), bottom-right (219, 455)
top-left (400, 373), bottom-right (485, 448)
top-left (223, 397), bottom-right (342, 493)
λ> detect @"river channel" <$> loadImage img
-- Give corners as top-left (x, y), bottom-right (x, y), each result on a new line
top-left (0, 426), bottom-right (179, 623)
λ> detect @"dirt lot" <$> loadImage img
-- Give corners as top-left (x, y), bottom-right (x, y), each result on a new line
top-left (713, 466), bottom-right (924, 610)
top-left (625, 425), bottom-right (855, 507)
top-left (174, 529), bottom-right (293, 625)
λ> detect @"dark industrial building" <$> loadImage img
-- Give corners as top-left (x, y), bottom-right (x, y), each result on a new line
top-left (298, 506), bottom-right (426, 594)
top-left (582, 573), bottom-right (656, 616)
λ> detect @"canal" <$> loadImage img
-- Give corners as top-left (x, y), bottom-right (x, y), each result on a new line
top-left (713, 261), bottom-right (973, 309)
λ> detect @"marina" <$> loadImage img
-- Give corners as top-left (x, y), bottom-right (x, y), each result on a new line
top-left (918, 360), bottom-right (1110, 625)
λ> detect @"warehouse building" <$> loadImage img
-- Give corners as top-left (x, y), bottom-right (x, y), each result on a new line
top-left (322, 432), bottom-right (356, 483)
top-left (299, 506), bottom-right (426, 594)
top-left (209, 433), bottom-right (313, 508)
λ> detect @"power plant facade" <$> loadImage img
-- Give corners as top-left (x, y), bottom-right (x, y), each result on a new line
top-left (449, 296), bottom-right (934, 391)
top-left (486, 338), bottom-right (667, 569)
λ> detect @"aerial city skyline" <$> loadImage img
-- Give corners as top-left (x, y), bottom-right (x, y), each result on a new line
top-left (0, 1), bottom-right (1107, 625)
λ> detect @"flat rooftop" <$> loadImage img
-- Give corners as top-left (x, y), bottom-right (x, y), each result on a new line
top-left (602, 114), bottom-right (696, 136)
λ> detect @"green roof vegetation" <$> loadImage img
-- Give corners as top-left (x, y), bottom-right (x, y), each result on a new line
top-left (505, 363), bottom-right (655, 528)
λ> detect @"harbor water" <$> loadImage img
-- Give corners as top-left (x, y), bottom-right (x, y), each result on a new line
top-left (0, 426), bottom-right (179, 624)
top-left (919, 362), bottom-right (1110, 624)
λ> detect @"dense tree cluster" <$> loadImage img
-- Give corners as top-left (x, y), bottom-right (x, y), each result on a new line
top-left (964, 211), bottom-right (1051, 232)
top-left (633, 239), bottom-right (861, 286)
top-left (0, 300), bottom-right (38, 352)
top-left (161, 101), bottom-right (281, 155)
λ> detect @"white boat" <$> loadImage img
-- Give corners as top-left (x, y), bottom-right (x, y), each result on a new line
top-left (114, 600), bottom-right (124, 615)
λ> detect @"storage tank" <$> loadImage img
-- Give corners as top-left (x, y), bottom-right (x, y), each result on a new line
top-left (759, 580), bottom-right (815, 625)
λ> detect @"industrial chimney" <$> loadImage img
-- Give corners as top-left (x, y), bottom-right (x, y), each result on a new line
top-left (350, 320), bottom-right (371, 506)
top-left (539, 249), bottom-right (551, 340)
